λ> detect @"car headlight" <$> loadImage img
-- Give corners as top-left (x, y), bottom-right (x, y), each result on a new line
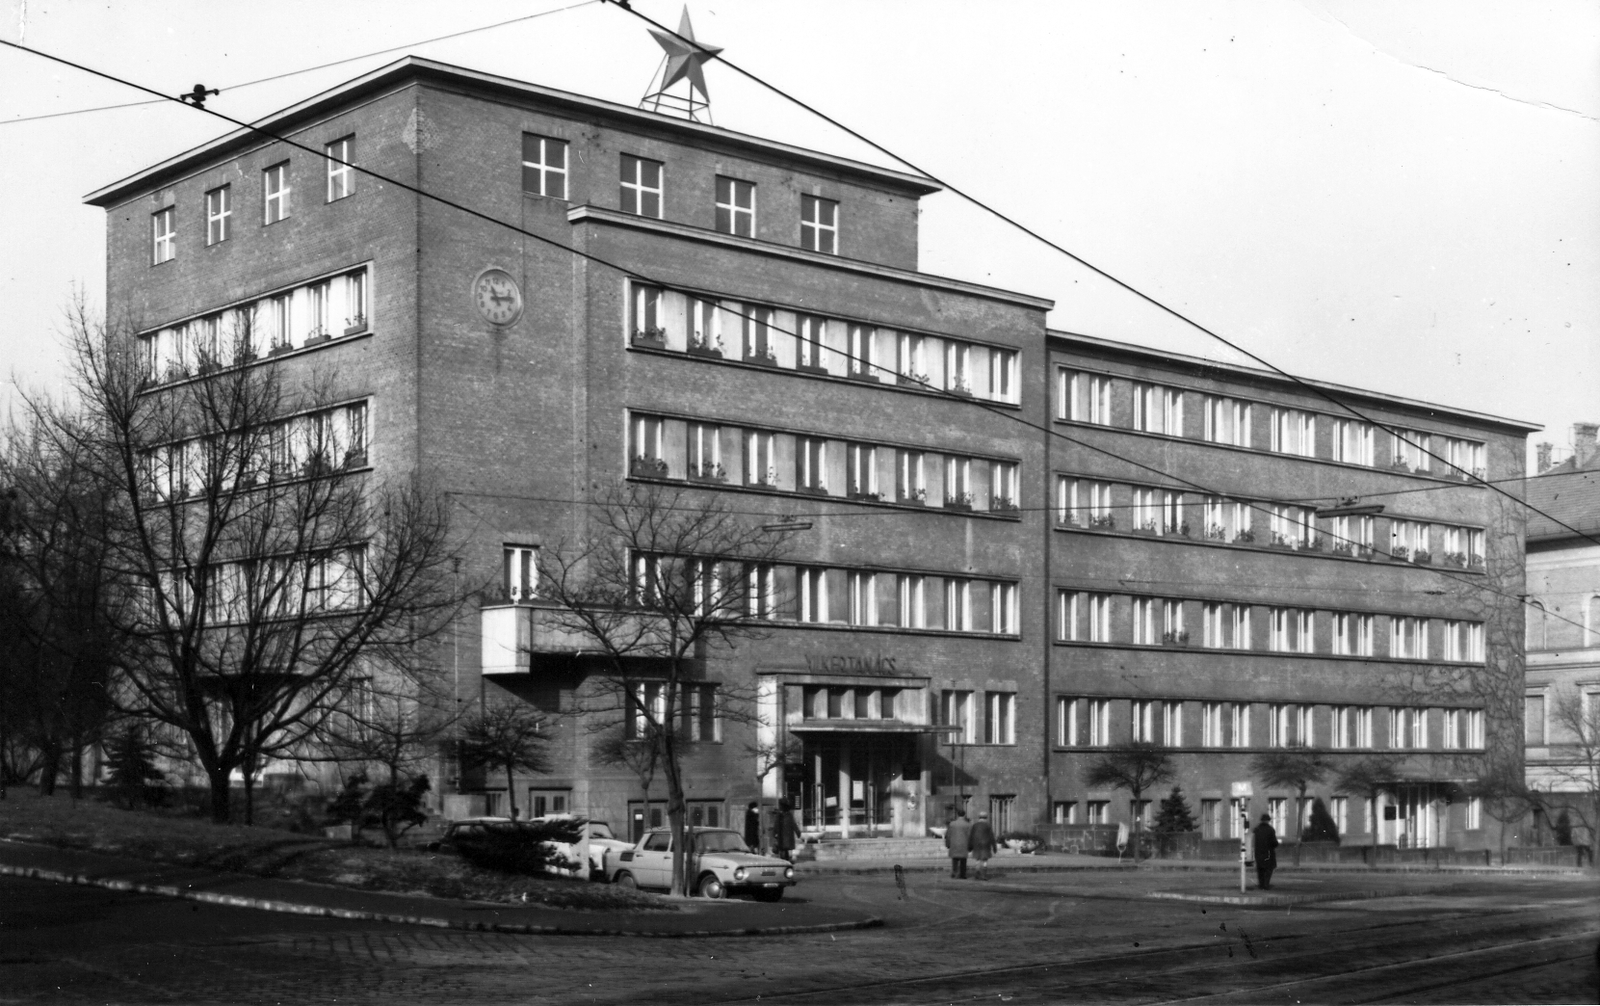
top-left (784, 866), bottom-right (795, 880)
top-left (733, 867), bottom-right (747, 881)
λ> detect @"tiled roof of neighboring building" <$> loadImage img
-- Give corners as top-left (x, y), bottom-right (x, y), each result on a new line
top-left (1527, 464), bottom-right (1600, 544)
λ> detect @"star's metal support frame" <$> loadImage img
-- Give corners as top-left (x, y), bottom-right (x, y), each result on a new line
top-left (640, 58), bottom-right (713, 123)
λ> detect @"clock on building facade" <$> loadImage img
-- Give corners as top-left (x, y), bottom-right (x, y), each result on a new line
top-left (473, 268), bottom-right (523, 326)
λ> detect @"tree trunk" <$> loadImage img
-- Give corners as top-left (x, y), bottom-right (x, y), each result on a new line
top-left (206, 763), bottom-right (232, 823)
top-left (1294, 789), bottom-right (1305, 866)
top-left (69, 733), bottom-right (84, 800)
top-left (663, 743), bottom-right (688, 896)
top-left (243, 765), bottom-right (256, 826)
top-left (37, 742), bottom-right (60, 796)
top-left (504, 761), bottom-right (517, 820)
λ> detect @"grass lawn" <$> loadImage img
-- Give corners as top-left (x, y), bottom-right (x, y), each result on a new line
top-left (0, 790), bottom-right (672, 912)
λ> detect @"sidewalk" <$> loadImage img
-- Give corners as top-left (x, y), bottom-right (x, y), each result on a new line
top-left (0, 840), bottom-right (882, 937)
top-left (794, 849), bottom-right (1592, 878)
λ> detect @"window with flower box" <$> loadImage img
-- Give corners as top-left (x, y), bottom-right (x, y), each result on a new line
top-left (990, 461), bottom-right (1019, 512)
top-left (1389, 519), bottom-right (1431, 563)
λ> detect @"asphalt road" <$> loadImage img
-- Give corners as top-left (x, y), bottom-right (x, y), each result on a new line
top-left (2, 869), bottom-right (1596, 1004)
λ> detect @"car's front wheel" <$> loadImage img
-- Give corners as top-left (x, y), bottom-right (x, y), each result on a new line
top-left (615, 871), bottom-right (638, 890)
top-left (697, 873), bottom-right (725, 899)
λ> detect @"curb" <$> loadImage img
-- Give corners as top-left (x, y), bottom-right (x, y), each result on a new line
top-left (1146, 884), bottom-right (1465, 908)
top-left (797, 859), bottom-right (1589, 878)
top-left (0, 863), bottom-right (883, 938)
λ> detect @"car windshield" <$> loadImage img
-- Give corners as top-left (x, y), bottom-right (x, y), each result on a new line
top-left (589, 823), bottom-right (614, 840)
top-left (691, 831), bottom-right (749, 854)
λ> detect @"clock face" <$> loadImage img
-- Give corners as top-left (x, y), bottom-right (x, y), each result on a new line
top-left (473, 268), bottom-right (523, 326)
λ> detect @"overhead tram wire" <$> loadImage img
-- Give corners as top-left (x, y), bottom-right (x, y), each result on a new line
top-left (601, 1), bottom-right (1594, 552)
top-left (0, 0), bottom-right (600, 127)
top-left (0, 38), bottom-right (1554, 631)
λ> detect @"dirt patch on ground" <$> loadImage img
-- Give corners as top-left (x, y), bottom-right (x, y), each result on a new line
top-left (0, 791), bottom-right (672, 912)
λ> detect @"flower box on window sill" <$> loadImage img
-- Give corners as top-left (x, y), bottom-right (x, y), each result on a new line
top-left (1442, 551), bottom-right (1467, 568)
top-left (846, 370), bottom-right (879, 383)
top-left (687, 343), bottom-right (723, 360)
top-left (1412, 550), bottom-right (1433, 565)
top-left (631, 329), bottom-right (667, 349)
top-left (1161, 631), bottom-right (1191, 647)
top-left (1232, 530), bottom-right (1256, 544)
top-left (1330, 543), bottom-right (1354, 557)
top-left (629, 456), bottom-right (670, 478)
top-left (1303, 536), bottom-right (1325, 552)
top-left (946, 384), bottom-right (973, 398)
top-left (689, 464), bottom-right (727, 483)
top-left (1132, 526), bottom-right (1158, 537)
top-left (744, 352), bottom-right (780, 368)
top-left (343, 319), bottom-right (368, 337)
top-left (898, 492), bottom-right (926, 506)
top-left (849, 491), bottom-right (883, 502)
top-left (304, 332), bottom-right (333, 348)
top-left (197, 360), bottom-right (222, 375)
top-left (792, 362), bottom-right (826, 377)
top-left (896, 373), bottom-right (929, 388)
top-left (1088, 516), bottom-right (1116, 531)
top-left (1389, 546), bottom-right (1410, 562)
top-left (268, 343), bottom-right (296, 358)
top-left (990, 498), bottom-right (1020, 514)
top-left (1390, 459), bottom-right (1412, 471)
top-left (796, 485), bottom-right (829, 497)
top-left (1469, 555), bottom-right (1485, 570)
top-left (943, 500), bottom-right (972, 512)
top-left (1164, 522), bottom-right (1191, 538)
top-left (343, 451), bottom-right (369, 470)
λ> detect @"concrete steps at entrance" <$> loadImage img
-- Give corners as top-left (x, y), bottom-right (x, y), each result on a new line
top-left (806, 838), bottom-right (946, 862)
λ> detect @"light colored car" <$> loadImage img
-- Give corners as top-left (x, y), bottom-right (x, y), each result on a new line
top-left (526, 815), bottom-right (633, 879)
top-left (607, 827), bottom-right (798, 900)
top-left (425, 816), bottom-right (511, 852)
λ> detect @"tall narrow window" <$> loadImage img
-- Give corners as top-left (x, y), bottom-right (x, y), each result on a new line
top-left (263, 162), bottom-right (290, 224)
top-left (521, 134), bottom-right (568, 199)
top-left (745, 430), bottom-right (776, 487)
top-left (798, 567), bottom-right (828, 623)
top-left (1087, 699), bottom-right (1110, 746)
top-left (1163, 702), bottom-right (1183, 746)
top-left (632, 415), bottom-right (665, 472)
top-left (796, 437), bottom-right (827, 494)
top-left (1134, 384), bottom-right (1183, 435)
top-left (205, 186), bottom-right (231, 245)
top-left (1131, 701), bottom-right (1154, 742)
top-left (1058, 590), bottom-right (1080, 641)
top-left (985, 692), bottom-right (1015, 745)
top-left (1270, 408), bottom-right (1316, 457)
top-left (1391, 429), bottom-right (1431, 472)
top-left (1088, 593), bottom-right (1111, 642)
top-left (1162, 599), bottom-right (1186, 644)
top-left (847, 323), bottom-right (875, 378)
top-left (325, 136), bottom-right (354, 201)
top-left (946, 579), bottom-right (970, 631)
top-left (896, 449), bottom-right (925, 503)
top-left (152, 207), bottom-right (175, 264)
top-left (846, 443), bottom-right (877, 499)
top-left (632, 285), bottom-right (662, 340)
top-left (800, 194), bottom-right (838, 253)
top-left (1063, 371), bottom-right (1112, 424)
top-left (990, 582), bottom-right (1017, 634)
top-left (1232, 703), bottom-right (1251, 747)
top-left (990, 461), bottom-right (1019, 511)
top-left (715, 176), bottom-right (755, 236)
top-left (503, 544), bottom-right (537, 601)
top-left (796, 315), bottom-right (827, 369)
top-left (1057, 697), bottom-right (1079, 746)
top-left (1202, 702), bottom-right (1224, 747)
top-left (942, 690), bottom-right (975, 745)
top-left (620, 154), bottom-right (663, 217)
top-left (989, 348), bottom-right (1018, 403)
top-left (1133, 598), bottom-right (1156, 645)
top-left (946, 341), bottom-right (971, 394)
top-left (848, 572), bottom-right (876, 626)
top-left (688, 423), bottom-right (722, 481)
top-left (343, 269), bottom-right (368, 333)
top-left (1203, 396), bottom-right (1252, 447)
top-left (1334, 420), bottom-right (1374, 465)
top-left (899, 574), bottom-right (926, 629)
top-left (944, 455), bottom-right (972, 508)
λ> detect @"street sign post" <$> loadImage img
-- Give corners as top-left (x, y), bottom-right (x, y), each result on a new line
top-left (1231, 782), bottom-right (1253, 893)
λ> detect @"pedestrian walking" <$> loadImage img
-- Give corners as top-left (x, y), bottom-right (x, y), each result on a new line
top-left (945, 809), bottom-right (972, 879)
top-left (774, 798), bottom-right (798, 862)
top-left (969, 810), bottom-right (997, 879)
top-left (1253, 813), bottom-right (1279, 890)
top-left (744, 801), bottom-right (761, 852)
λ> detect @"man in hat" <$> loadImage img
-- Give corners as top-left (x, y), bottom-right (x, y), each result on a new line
top-left (944, 808), bottom-right (972, 879)
top-left (969, 809), bottom-right (997, 879)
top-left (1253, 812), bottom-right (1280, 890)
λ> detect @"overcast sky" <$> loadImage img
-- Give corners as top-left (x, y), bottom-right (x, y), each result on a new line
top-left (2, 0), bottom-right (1595, 466)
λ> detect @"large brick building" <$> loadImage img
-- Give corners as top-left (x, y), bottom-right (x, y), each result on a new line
top-left (87, 56), bottom-right (1534, 851)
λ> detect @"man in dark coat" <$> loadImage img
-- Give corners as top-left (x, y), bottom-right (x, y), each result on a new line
top-left (744, 801), bottom-right (761, 852)
top-left (774, 798), bottom-right (798, 862)
top-left (968, 810), bottom-right (997, 879)
top-left (945, 809), bottom-right (973, 879)
top-left (1253, 813), bottom-right (1279, 890)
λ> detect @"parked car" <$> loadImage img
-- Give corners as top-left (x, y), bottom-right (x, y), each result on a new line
top-left (607, 827), bottom-right (798, 900)
top-left (526, 815), bottom-right (633, 879)
top-left (425, 816), bottom-right (510, 853)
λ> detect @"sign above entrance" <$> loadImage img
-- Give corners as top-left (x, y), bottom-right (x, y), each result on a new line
top-left (1230, 781), bottom-right (1253, 798)
top-left (803, 653), bottom-right (900, 675)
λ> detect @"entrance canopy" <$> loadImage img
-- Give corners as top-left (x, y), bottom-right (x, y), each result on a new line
top-left (790, 721), bottom-right (958, 735)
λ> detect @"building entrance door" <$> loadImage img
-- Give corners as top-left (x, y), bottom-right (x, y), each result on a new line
top-left (792, 733), bottom-right (922, 839)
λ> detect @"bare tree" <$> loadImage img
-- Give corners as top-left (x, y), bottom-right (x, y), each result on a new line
top-left (1251, 747), bottom-right (1333, 864)
top-left (458, 699), bottom-right (551, 821)
top-left (1468, 759), bottom-right (1541, 864)
top-left (592, 729), bottom-right (665, 841)
top-left (536, 482), bottom-right (796, 896)
top-left (1540, 688), bottom-right (1599, 867)
top-left (53, 307), bottom-right (466, 823)
top-left (1082, 743), bottom-right (1175, 860)
top-left (1334, 755), bottom-right (1403, 866)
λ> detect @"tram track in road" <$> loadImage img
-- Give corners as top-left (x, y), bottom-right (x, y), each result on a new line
top-left (693, 902), bottom-right (1597, 1005)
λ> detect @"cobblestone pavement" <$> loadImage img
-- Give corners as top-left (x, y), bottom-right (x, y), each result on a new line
top-left (3, 869), bottom-right (1596, 1004)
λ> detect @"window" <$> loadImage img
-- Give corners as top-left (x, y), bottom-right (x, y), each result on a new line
top-left (745, 563), bottom-right (778, 619)
top-left (848, 572), bottom-right (876, 626)
top-left (631, 284), bottom-right (662, 340)
top-left (847, 323), bottom-right (875, 378)
top-left (1162, 599), bottom-right (1186, 644)
top-left (1334, 420), bottom-right (1374, 465)
top-left (205, 186), bottom-right (231, 245)
top-left (1203, 602), bottom-right (1250, 649)
top-left (1270, 505), bottom-right (1315, 548)
top-left (1334, 613), bottom-right (1373, 656)
top-left (263, 162), bottom-right (290, 224)
top-left (1131, 700), bottom-right (1154, 743)
top-left (325, 136), bottom-right (354, 201)
top-left (715, 176), bottom-right (755, 236)
top-left (944, 455), bottom-right (972, 508)
top-left (800, 194), bottom-right (837, 253)
top-left (630, 681), bottom-right (667, 737)
top-left (798, 567), bottom-right (829, 623)
top-left (1201, 496), bottom-right (1251, 543)
top-left (1088, 593), bottom-right (1111, 642)
top-left (1391, 429), bottom-right (1431, 472)
top-left (1332, 796), bottom-right (1348, 835)
top-left (1086, 801), bottom-right (1109, 825)
top-left (1087, 699), bottom-right (1110, 746)
top-left (897, 332), bottom-right (926, 383)
top-left (1445, 620), bottom-right (1484, 662)
top-left (521, 134), bottom-right (568, 199)
top-left (1201, 799), bottom-right (1222, 839)
top-left (1231, 703), bottom-right (1251, 747)
top-left (1134, 384), bottom-right (1184, 435)
top-left (1229, 798), bottom-right (1248, 838)
top-left (1057, 697), bottom-right (1079, 746)
top-left (1268, 797), bottom-right (1287, 836)
top-left (343, 269), bottom-right (368, 333)
top-left (1269, 704), bottom-right (1292, 748)
top-left (1443, 708), bottom-right (1461, 750)
top-left (990, 461), bottom-right (1019, 512)
top-left (744, 430), bottom-right (775, 486)
top-left (946, 341), bottom-right (971, 394)
top-left (846, 443), bottom-right (877, 499)
top-left (1061, 371), bottom-right (1112, 424)
top-left (1270, 408), bottom-right (1316, 457)
top-left (1443, 437), bottom-right (1487, 479)
top-left (1390, 519), bottom-right (1430, 560)
top-left (1203, 396), bottom-right (1252, 447)
top-left (1466, 708), bottom-right (1484, 748)
top-left (945, 578), bottom-right (970, 631)
top-left (988, 349), bottom-right (1018, 404)
top-left (796, 437), bottom-right (827, 494)
top-left (742, 306), bottom-right (775, 363)
top-left (1391, 616), bottom-right (1429, 659)
top-left (1354, 706), bottom-right (1372, 748)
top-left (1058, 477), bottom-right (1114, 529)
top-left (1133, 597), bottom-right (1156, 645)
top-left (989, 795), bottom-right (1016, 833)
top-left (942, 689), bottom-right (975, 744)
top-left (682, 684), bottom-right (722, 742)
top-left (1269, 608), bottom-right (1312, 653)
top-left (984, 692), bottom-right (1015, 745)
top-left (631, 415), bottom-right (665, 473)
top-left (1331, 515), bottom-right (1373, 556)
top-left (1299, 705), bottom-right (1316, 747)
top-left (1054, 801), bottom-right (1079, 825)
top-left (1202, 702), bottom-right (1224, 747)
top-left (620, 155), bottom-right (663, 217)
top-left (898, 574), bottom-right (925, 628)
top-left (1441, 525), bottom-right (1486, 568)
top-left (1058, 591), bottom-right (1080, 641)
top-left (688, 423), bottom-right (722, 481)
top-left (990, 582), bottom-right (1018, 634)
top-left (1163, 702), bottom-right (1183, 746)
top-left (1466, 796), bottom-right (1482, 830)
top-left (895, 449), bottom-right (925, 503)
top-left (152, 207), bottom-right (175, 264)
top-left (688, 297), bottom-right (722, 354)
top-left (1525, 693), bottom-right (1546, 745)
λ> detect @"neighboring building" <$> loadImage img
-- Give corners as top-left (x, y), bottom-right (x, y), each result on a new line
top-left (1523, 424), bottom-right (1600, 850)
top-left (85, 56), bottom-right (1536, 851)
